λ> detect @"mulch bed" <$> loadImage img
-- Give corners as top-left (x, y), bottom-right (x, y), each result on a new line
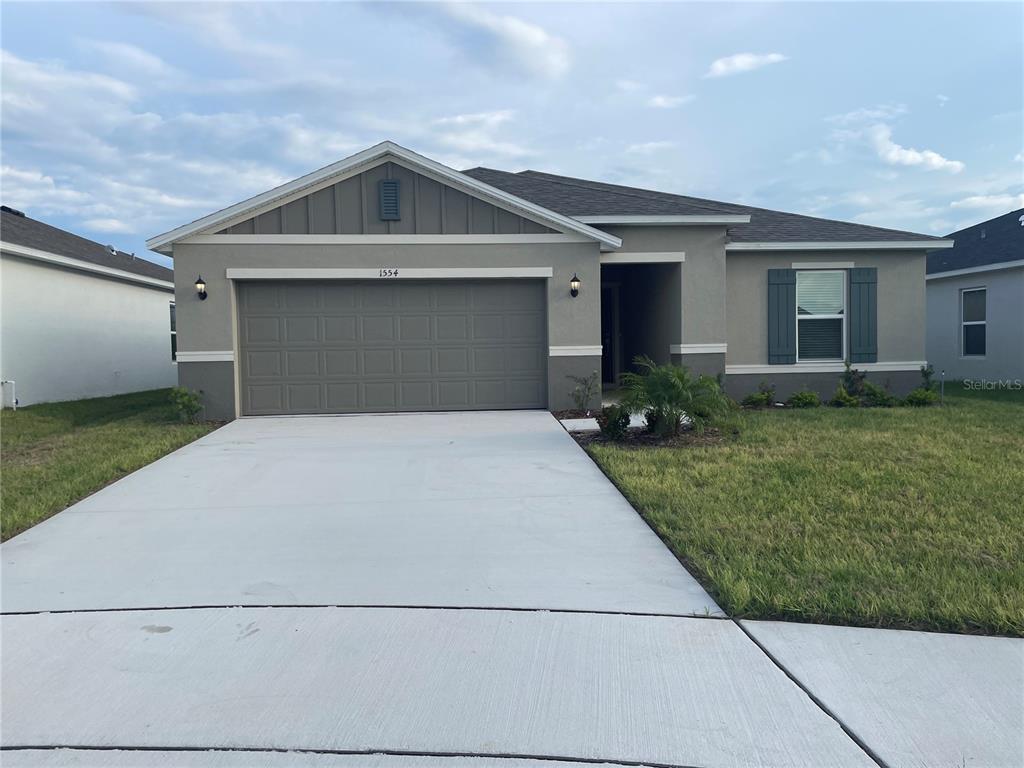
top-left (551, 409), bottom-right (593, 419)
top-left (571, 426), bottom-right (729, 449)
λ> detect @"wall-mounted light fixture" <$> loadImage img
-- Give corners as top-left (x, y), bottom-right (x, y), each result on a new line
top-left (570, 273), bottom-right (581, 298)
top-left (195, 275), bottom-right (208, 301)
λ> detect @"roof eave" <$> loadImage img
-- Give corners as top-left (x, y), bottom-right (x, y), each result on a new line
top-left (726, 239), bottom-right (954, 252)
top-left (574, 214), bottom-right (751, 226)
top-left (1, 240), bottom-right (174, 290)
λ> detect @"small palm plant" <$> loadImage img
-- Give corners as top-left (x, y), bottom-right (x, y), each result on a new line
top-left (619, 356), bottom-right (732, 437)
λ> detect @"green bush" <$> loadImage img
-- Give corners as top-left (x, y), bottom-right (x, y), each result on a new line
top-left (861, 380), bottom-right (896, 407)
top-left (830, 384), bottom-right (860, 408)
top-left (169, 387), bottom-right (203, 423)
top-left (786, 389), bottom-right (821, 408)
top-left (596, 404), bottom-right (631, 441)
top-left (841, 362), bottom-right (867, 397)
top-left (904, 387), bottom-right (940, 407)
top-left (920, 363), bottom-right (937, 391)
top-left (741, 381), bottom-right (776, 409)
top-left (566, 370), bottom-right (599, 413)
top-left (620, 356), bottom-right (732, 437)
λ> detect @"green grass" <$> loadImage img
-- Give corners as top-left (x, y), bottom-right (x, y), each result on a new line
top-left (587, 385), bottom-right (1024, 636)
top-left (2, 389), bottom-right (217, 541)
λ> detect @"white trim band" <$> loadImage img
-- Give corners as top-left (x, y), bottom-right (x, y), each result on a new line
top-left (0, 241), bottom-right (173, 291)
top-left (176, 351), bottom-right (235, 363)
top-left (187, 234), bottom-right (588, 247)
top-left (792, 261), bottom-right (856, 269)
top-left (726, 361), bottom-right (927, 375)
top-left (549, 345), bottom-right (602, 357)
top-left (727, 241), bottom-right (953, 252)
top-left (926, 259), bottom-right (1024, 280)
top-left (671, 343), bottom-right (727, 355)
top-left (601, 251), bottom-right (685, 264)
top-left (576, 215), bottom-right (750, 225)
top-left (225, 267), bottom-right (554, 280)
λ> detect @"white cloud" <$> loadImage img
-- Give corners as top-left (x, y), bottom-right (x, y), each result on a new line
top-left (434, 110), bottom-right (515, 128)
top-left (129, 3), bottom-right (294, 61)
top-left (615, 79), bottom-right (644, 92)
top-left (647, 94), bottom-right (695, 109)
top-left (827, 104), bottom-right (907, 124)
top-left (936, 94), bottom-right (950, 107)
top-left (705, 52), bottom-right (787, 78)
top-left (82, 217), bottom-right (136, 234)
top-left (626, 141), bottom-right (675, 155)
top-left (950, 194), bottom-right (1024, 210)
top-left (1015, 152), bottom-right (1023, 163)
top-left (80, 39), bottom-right (179, 79)
top-left (867, 124), bottom-right (964, 173)
top-left (439, 3), bottom-right (570, 79)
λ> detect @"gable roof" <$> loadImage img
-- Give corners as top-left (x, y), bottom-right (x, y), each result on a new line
top-left (1, 208), bottom-right (173, 283)
top-left (463, 167), bottom-right (946, 245)
top-left (927, 208), bottom-right (1024, 275)
top-left (146, 142), bottom-right (621, 254)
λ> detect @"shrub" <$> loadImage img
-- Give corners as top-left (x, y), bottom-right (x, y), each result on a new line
top-left (596, 404), bottom-right (631, 441)
top-left (920, 363), bottom-right (937, 391)
top-left (786, 389), bottom-right (821, 408)
top-left (566, 370), bottom-right (600, 413)
top-left (741, 381), bottom-right (776, 409)
top-left (619, 356), bottom-right (732, 436)
top-left (841, 362), bottom-right (867, 397)
top-left (169, 387), bottom-right (203, 423)
top-left (830, 384), bottom-right (860, 408)
top-left (861, 380), bottom-right (896, 407)
top-left (904, 387), bottom-right (939, 407)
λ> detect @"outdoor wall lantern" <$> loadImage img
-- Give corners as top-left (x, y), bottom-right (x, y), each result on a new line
top-left (570, 273), bottom-right (581, 298)
top-left (195, 275), bottom-right (208, 301)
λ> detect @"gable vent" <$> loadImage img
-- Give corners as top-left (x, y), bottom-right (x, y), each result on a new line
top-left (378, 179), bottom-right (400, 221)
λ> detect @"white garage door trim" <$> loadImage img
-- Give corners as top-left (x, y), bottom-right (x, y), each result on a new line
top-left (226, 267), bottom-right (554, 280)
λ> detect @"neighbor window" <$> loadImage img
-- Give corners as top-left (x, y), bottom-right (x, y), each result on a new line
top-left (961, 288), bottom-right (986, 357)
top-left (169, 302), bottom-right (177, 361)
top-left (796, 270), bottom-right (845, 361)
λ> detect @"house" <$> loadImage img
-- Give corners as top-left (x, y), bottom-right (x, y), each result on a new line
top-left (147, 141), bottom-right (951, 420)
top-left (1, 207), bottom-right (177, 407)
top-left (926, 209), bottom-right (1023, 382)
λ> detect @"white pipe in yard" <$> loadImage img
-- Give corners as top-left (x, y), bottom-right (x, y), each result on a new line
top-left (1, 380), bottom-right (17, 410)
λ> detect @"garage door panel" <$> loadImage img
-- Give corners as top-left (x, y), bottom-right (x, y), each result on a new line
top-left (323, 316), bottom-right (357, 342)
top-left (239, 280), bottom-right (546, 414)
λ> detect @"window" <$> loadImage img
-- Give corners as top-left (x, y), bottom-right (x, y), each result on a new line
top-left (961, 288), bottom-right (986, 357)
top-left (796, 270), bottom-right (845, 361)
top-left (169, 302), bottom-right (177, 361)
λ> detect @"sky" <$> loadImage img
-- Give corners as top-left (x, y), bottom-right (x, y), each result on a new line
top-left (1, 1), bottom-right (1022, 268)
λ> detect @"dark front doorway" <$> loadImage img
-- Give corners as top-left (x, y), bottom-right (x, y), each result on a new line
top-left (601, 282), bottom-right (620, 386)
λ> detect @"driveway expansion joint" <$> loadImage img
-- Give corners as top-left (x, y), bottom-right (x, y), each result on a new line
top-left (0, 745), bottom-right (704, 768)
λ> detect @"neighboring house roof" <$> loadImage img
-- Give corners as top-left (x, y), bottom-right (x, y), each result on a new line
top-left (146, 141), bottom-right (622, 254)
top-left (1, 208), bottom-right (173, 283)
top-left (464, 168), bottom-right (947, 246)
top-left (926, 208), bottom-right (1024, 275)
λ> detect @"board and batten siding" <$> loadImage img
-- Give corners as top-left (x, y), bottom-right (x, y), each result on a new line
top-left (218, 163), bottom-right (557, 237)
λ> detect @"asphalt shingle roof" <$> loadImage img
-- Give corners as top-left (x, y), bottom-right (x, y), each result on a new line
top-left (926, 208), bottom-right (1024, 274)
top-left (463, 167), bottom-right (941, 244)
top-left (0, 208), bottom-right (172, 282)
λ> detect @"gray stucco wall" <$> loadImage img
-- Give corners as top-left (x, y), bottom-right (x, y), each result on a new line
top-left (726, 250), bottom-right (927, 365)
top-left (670, 352), bottom-right (725, 379)
top-left (178, 361), bottom-right (236, 421)
top-left (173, 240), bottom-right (602, 417)
top-left (926, 266), bottom-right (1024, 381)
top-left (219, 162), bottom-right (554, 237)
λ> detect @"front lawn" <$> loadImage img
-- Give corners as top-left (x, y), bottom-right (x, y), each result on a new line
top-left (1, 389), bottom-right (217, 541)
top-left (587, 386), bottom-right (1024, 636)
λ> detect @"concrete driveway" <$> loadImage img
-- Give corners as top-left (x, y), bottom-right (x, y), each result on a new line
top-left (5, 410), bottom-right (997, 767)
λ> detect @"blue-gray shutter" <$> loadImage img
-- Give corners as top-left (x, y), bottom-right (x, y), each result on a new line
top-left (767, 269), bottom-right (797, 364)
top-left (849, 267), bottom-right (878, 363)
top-left (378, 179), bottom-right (400, 221)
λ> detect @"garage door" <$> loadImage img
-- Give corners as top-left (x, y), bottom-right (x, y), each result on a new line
top-left (238, 280), bottom-right (547, 415)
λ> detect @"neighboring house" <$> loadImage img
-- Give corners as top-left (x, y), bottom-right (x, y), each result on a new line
top-left (147, 141), bottom-right (950, 420)
top-left (926, 209), bottom-right (1024, 382)
top-left (1, 207), bottom-right (177, 408)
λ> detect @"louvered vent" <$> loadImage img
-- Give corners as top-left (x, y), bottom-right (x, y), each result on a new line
top-left (379, 179), bottom-right (400, 221)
